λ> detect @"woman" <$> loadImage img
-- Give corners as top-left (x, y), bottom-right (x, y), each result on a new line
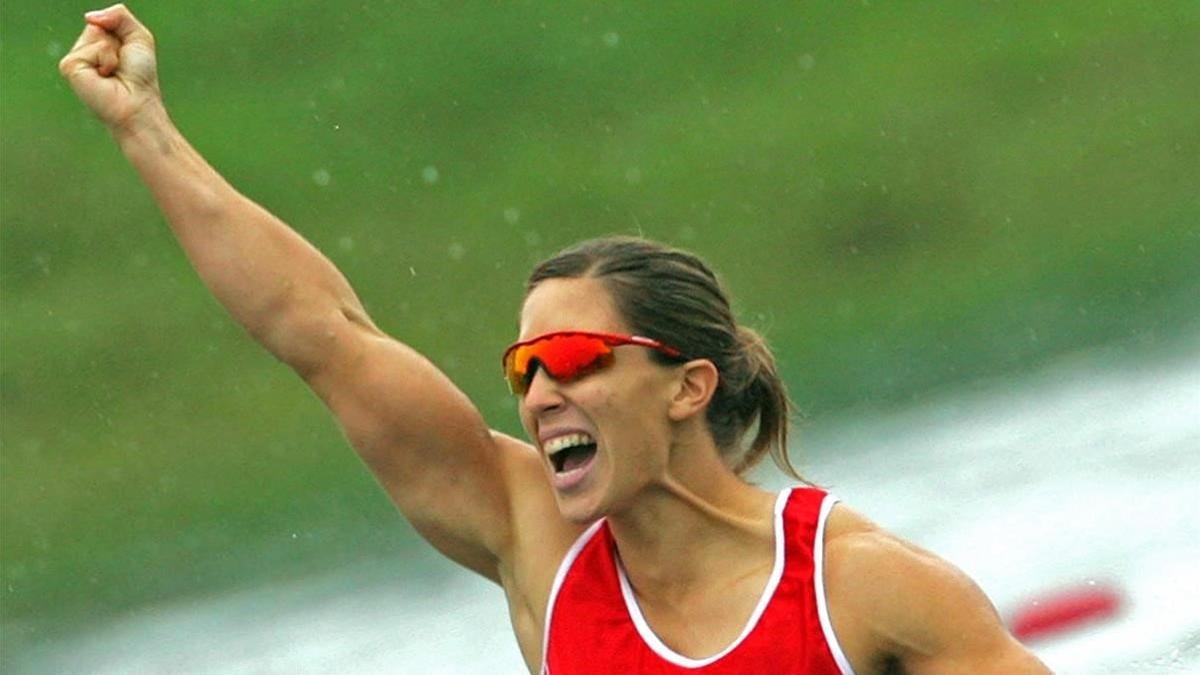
top-left (60, 6), bottom-right (1049, 673)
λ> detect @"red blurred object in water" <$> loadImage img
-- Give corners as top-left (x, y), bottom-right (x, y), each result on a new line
top-left (1009, 584), bottom-right (1124, 642)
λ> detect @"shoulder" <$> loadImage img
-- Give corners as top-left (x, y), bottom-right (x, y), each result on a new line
top-left (822, 504), bottom-right (968, 614)
top-left (490, 430), bottom-right (585, 560)
top-left (822, 506), bottom-right (973, 645)
top-left (490, 431), bottom-right (591, 602)
top-left (820, 504), bottom-right (1050, 673)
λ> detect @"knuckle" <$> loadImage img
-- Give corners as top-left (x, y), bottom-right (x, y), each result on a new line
top-left (57, 54), bottom-right (76, 75)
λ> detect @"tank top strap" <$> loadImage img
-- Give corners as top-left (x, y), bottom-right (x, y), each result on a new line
top-left (779, 485), bottom-right (856, 675)
top-left (780, 486), bottom-right (830, 569)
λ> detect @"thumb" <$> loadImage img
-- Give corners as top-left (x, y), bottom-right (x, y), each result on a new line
top-left (59, 25), bottom-right (121, 81)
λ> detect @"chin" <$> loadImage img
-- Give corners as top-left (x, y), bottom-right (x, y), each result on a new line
top-left (552, 480), bottom-right (613, 525)
top-left (547, 451), bottom-right (613, 524)
top-left (555, 493), bottom-right (605, 525)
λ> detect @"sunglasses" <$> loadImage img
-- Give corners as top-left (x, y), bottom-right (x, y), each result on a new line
top-left (502, 331), bottom-right (684, 395)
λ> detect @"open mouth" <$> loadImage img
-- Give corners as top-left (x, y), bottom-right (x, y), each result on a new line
top-left (545, 433), bottom-right (598, 475)
top-left (551, 443), bottom-right (597, 473)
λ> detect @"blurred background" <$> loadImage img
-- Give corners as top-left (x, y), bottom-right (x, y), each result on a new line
top-left (2, 1), bottom-right (1198, 672)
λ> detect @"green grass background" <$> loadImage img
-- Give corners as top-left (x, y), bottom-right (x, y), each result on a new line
top-left (2, 0), bottom-right (1198, 658)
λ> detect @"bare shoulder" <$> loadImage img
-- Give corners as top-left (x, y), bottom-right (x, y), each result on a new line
top-left (822, 504), bottom-right (1050, 674)
top-left (490, 431), bottom-right (592, 666)
top-left (491, 430), bottom-right (587, 584)
top-left (823, 504), bottom-right (958, 605)
top-left (492, 430), bottom-right (583, 548)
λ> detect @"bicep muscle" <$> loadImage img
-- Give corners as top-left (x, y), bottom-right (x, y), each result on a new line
top-left (303, 319), bottom-right (520, 581)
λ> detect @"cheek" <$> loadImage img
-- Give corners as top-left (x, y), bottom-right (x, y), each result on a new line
top-left (602, 384), bottom-right (673, 455)
top-left (517, 406), bottom-right (536, 438)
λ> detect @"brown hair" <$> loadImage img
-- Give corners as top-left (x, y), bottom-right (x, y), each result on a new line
top-left (527, 236), bottom-right (801, 480)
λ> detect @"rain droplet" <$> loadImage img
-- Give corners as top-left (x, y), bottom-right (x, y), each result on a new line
top-left (524, 231), bottom-right (542, 246)
top-left (46, 42), bottom-right (63, 58)
top-left (503, 207), bottom-right (521, 225)
top-left (798, 53), bottom-right (815, 70)
top-left (602, 31), bottom-right (620, 48)
top-left (624, 167), bottom-right (643, 184)
top-left (338, 236), bottom-right (355, 251)
top-left (409, 267), bottom-right (417, 276)
top-left (312, 169), bottom-right (331, 187)
top-left (448, 242), bottom-right (466, 260)
top-left (421, 166), bottom-right (440, 184)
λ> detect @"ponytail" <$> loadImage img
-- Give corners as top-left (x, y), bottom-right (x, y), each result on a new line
top-left (722, 327), bottom-right (800, 479)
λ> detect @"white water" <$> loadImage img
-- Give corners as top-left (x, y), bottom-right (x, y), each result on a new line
top-left (798, 346), bottom-right (1200, 674)
top-left (13, 345), bottom-right (1200, 673)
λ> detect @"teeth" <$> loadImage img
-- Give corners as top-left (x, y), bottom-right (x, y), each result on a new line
top-left (544, 433), bottom-right (596, 455)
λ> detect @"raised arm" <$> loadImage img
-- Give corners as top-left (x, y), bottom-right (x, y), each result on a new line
top-left (58, 4), bottom-right (536, 581)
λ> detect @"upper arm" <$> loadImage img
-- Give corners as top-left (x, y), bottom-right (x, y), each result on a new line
top-left (824, 508), bottom-right (1050, 674)
top-left (300, 309), bottom-right (539, 583)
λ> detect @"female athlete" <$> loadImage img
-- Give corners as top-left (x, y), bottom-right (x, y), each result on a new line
top-left (60, 6), bottom-right (1050, 673)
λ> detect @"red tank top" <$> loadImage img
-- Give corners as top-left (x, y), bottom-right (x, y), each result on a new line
top-left (541, 487), bottom-right (855, 674)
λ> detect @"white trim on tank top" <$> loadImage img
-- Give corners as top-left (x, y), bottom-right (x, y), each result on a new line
top-left (612, 487), bottom-right (794, 668)
top-left (539, 488), bottom-right (856, 674)
top-left (815, 493), bottom-right (857, 675)
top-left (540, 518), bottom-right (605, 675)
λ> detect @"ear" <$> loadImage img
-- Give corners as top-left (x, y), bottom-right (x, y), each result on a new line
top-left (667, 359), bottom-right (719, 422)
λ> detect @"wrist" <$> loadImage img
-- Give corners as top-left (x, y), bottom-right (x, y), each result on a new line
top-left (110, 99), bottom-right (174, 151)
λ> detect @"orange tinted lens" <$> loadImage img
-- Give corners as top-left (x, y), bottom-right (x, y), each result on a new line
top-left (505, 344), bottom-right (534, 394)
top-left (505, 334), bottom-right (612, 394)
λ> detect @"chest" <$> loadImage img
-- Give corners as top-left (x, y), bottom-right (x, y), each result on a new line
top-left (541, 520), bottom-right (846, 673)
top-left (628, 571), bottom-right (775, 659)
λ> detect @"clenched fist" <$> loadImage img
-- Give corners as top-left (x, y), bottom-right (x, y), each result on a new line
top-left (59, 4), bottom-right (163, 135)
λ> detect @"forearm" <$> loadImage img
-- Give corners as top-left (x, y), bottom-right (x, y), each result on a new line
top-left (116, 104), bottom-right (371, 373)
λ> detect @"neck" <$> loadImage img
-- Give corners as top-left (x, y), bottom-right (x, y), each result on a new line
top-left (605, 441), bottom-right (777, 601)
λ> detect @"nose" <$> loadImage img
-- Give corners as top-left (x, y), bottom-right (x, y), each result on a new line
top-left (521, 365), bottom-right (565, 416)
